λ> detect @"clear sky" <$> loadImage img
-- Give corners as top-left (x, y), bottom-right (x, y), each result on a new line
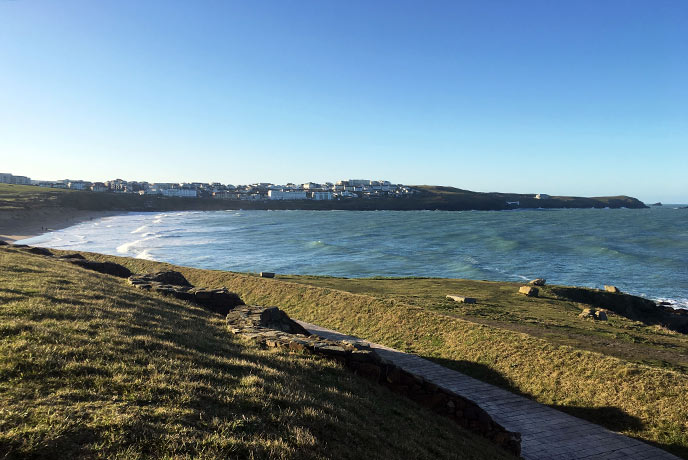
top-left (1, 0), bottom-right (686, 202)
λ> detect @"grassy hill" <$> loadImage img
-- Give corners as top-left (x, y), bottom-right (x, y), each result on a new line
top-left (48, 252), bottom-right (687, 458)
top-left (0, 183), bottom-right (646, 214)
top-left (0, 248), bottom-right (514, 459)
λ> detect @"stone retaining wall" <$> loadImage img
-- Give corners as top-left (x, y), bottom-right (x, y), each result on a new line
top-left (227, 304), bottom-right (521, 455)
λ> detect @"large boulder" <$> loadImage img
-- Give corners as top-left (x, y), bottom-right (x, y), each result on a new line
top-left (604, 285), bottom-right (620, 293)
top-left (67, 259), bottom-right (132, 278)
top-left (191, 288), bottom-right (244, 315)
top-left (133, 271), bottom-right (192, 287)
top-left (259, 307), bottom-right (311, 335)
top-left (529, 278), bottom-right (546, 286)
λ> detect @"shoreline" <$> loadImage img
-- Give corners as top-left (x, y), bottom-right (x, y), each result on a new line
top-left (0, 208), bottom-right (124, 243)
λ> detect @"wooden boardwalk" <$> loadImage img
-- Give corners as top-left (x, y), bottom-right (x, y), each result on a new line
top-left (298, 321), bottom-right (680, 460)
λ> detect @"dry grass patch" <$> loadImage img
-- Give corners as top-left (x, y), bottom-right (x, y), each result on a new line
top-left (62, 253), bottom-right (688, 458)
top-left (0, 249), bottom-right (513, 460)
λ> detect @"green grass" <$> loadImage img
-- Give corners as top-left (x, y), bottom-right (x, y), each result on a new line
top-left (0, 184), bottom-right (70, 211)
top-left (0, 248), bottom-right (514, 460)
top-left (279, 276), bottom-right (688, 373)
top-left (59, 253), bottom-right (687, 458)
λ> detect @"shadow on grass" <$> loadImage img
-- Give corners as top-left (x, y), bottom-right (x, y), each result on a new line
top-left (554, 405), bottom-right (644, 432)
top-left (426, 356), bottom-right (525, 397)
top-left (422, 355), bottom-right (686, 458)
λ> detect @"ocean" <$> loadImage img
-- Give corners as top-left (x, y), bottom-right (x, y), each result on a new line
top-left (19, 206), bottom-right (688, 309)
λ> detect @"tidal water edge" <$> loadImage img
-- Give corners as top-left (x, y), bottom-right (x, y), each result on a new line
top-left (20, 207), bottom-right (688, 308)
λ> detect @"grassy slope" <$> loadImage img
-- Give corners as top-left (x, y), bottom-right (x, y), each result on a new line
top-left (0, 249), bottom-right (514, 460)
top-left (67, 253), bottom-right (688, 458)
top-left (0, 184), bottom-right (70, 211)
top-left (280, 277), bottom-right (688, 373)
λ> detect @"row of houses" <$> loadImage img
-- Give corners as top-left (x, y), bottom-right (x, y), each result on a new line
top-left (4, 173), bottom-right (418, 201)
top-left (0, 173), bottom-right (31, 185)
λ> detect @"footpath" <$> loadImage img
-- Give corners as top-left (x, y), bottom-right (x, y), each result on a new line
top-left (298, 321), bottom-right (680, 460)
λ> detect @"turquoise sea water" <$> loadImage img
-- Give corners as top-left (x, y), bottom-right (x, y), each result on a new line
top-left (20, 207), bottom-right (688, 308)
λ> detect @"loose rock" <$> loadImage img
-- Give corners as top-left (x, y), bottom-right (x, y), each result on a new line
top-left (519, 286), bottom-right (539, 297)
top-left (529, 278), bottom-right (546, 286)
top-left (260, 272), bottom-right (275, 278)
top-left (604, 285), bottom-right (620, 293)
top-left (579, 308), bottom-right (596, 319)
top-left (446, 295), bottom-right (477, 304)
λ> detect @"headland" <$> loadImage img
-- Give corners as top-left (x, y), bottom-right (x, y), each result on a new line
top-left (0, 182), bottom-right (647, 243)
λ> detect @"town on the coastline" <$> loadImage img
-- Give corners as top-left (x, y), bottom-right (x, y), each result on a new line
top-left (0, 172), bottom-right (418, 201)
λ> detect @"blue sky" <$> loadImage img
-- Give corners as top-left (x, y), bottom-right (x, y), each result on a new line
top-left (1, 1), bottom-right (686, 202)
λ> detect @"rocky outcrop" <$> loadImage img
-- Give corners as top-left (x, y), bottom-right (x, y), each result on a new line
top-left (22, 247), bottom-right (54, 257)
top-left (191, 288), bottom-right (244, 315)
top-left (132, 270), bottom-right (192, 287)
top-left (67, 259), bottom-right (132, 278)
top-left (260, 272), bottom-right (275, 278)
top-left (529, 278), bottom-right (546, 286)
top-left (552, 286), bottom-right (688, 333)
top-left (226, 305), bottom-right (521, 455)
top-left (129, 271), bottom-right (244, 315)
top-left (604, 285), bottom-right (620, 293)
top-left (10, 246), bottom-right (130, 277)
top-left (227, 305), bottom-right (311, 335)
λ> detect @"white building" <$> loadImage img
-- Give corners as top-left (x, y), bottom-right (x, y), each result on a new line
top-left (161, 188), bottom-right (197, 198)
top-left (68, 181), bottom-right (90, 190)
top-left (302, 182), bottom-right (321, 190)
top-left (310, 191), bottom-right (333, 200)
top-left (268, 190), bottom-right (307, 200)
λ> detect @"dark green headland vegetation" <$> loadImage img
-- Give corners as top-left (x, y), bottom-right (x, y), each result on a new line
top-left (16, 250), bottom-right (684, 458)
top-left (0, 183), bottom-right (647, 213)
top-left (0, 247), bottom-right (516, 460)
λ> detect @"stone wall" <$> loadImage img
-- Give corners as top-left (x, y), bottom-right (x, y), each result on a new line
top-left (227, 304), bottom-right (521, 456)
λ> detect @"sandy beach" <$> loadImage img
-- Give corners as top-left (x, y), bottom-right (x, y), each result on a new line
top-left (0, 208), bottom-right (123, 243)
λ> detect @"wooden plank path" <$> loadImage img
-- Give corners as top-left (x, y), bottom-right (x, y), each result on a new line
top-left (297, 321), bottom-right (680, 460)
